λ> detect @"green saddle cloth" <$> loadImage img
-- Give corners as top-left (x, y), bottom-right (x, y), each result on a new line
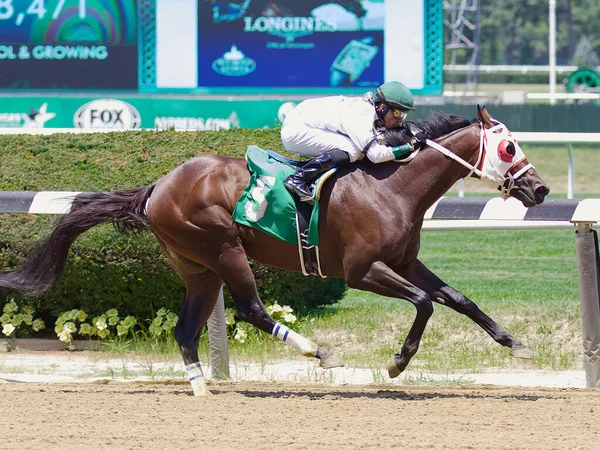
top-left (232, 145), bottom-right (322, 246)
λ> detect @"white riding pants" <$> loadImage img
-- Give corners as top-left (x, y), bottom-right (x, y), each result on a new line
top-left (281, 121), bottom-right (363, 163)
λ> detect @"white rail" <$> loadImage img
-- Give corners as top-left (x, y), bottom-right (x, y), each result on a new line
top-left (443, 64), bottom-right (600, 74)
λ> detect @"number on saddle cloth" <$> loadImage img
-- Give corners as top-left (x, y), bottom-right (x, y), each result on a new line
top-left (232, 146), bottom-right (323, 247)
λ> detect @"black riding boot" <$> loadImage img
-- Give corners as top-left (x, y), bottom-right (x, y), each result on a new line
top-left (284, 149), bottom-right (351, 202)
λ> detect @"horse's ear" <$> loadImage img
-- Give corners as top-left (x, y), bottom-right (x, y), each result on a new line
top-left (476, 104), bottom-right (493, 128)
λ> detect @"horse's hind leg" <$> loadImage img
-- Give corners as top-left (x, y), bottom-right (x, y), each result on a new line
top-left (159, 241), bottom-right (224, 396)
top-left (219, 246), bottom-right (344, 369)
top-left (402, 259), bottom-right (532, 359)
top-left (174, 269), bottom-right (225, 396)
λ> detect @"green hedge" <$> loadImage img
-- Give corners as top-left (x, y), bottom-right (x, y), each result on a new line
top-left (0, 129), bottom-right (347, 320)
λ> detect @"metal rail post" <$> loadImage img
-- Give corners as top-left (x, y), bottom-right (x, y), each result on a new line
top-left (567, 143), bottom-right (574, 199)
top-left (206, 288), bottom-right (230, 379)
top-left (574, 223), bottom-right (600, 387)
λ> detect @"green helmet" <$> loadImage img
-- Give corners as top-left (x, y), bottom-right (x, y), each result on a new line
top-left (373, 81), bottom-right (416, 111)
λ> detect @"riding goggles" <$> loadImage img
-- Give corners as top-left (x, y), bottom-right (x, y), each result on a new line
top-left (391, 106), bottom-right (409, 120)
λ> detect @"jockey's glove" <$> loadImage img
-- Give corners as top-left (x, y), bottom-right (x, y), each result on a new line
top-left (410, 132), bottom-right (428, 150)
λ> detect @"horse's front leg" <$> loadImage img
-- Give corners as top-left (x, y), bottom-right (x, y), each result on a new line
top-left (346, 260), bottom-right (434, 378)
top-left (400, 258), bottom-right (532, 359)
top-left (220, 247), bottom-right (344, 369)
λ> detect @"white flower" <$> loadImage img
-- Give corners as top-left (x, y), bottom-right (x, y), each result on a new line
top-left (32, 319), bottom-right (45, 332)
top-left (95, 317), bottom-right (108, 331)
top-left (268, 303), bottom-right (283, 313)
top-left (3, 300), bottom-right (18, 314)
top-left (166, 312), bottom-right (178, 322)
top-left (282, 305), bottom-right (293, 314)
top-left (152, 316), bottom-right (163, 326)
top-left (283, 313), bottom-right (296, 324)
top-left (63, 322), bottom-right (77, 333)
top-left (121, 316), bottom-right (137, 329)
top-left (149, 324), bottom-right (162, 337)
top-left (234, 328), bottom-right (247, 344)
top-left (58, 329), bottom-right (72, 343)
top-left (79, 323), bottom-right (93, 335)
top-left (97, 328), bottom-right (110, 339)
top-left (2, 323), bottom-right (15, 336)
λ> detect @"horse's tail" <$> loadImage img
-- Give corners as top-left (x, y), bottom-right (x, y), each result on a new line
top-left (0, 185), bottom-right (155, 297)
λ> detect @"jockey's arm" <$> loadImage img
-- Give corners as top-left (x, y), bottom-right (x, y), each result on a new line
top-left (365, 142), bottom-right (413, 163)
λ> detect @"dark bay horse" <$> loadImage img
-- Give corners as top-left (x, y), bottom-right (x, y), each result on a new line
top-left (0, 106), bottom-right (549, 395)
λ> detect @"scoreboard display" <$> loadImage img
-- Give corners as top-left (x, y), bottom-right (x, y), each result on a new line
top-left (0, 0), bottom-right (137, 89)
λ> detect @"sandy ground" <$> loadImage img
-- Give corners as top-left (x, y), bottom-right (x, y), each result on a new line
top-left (1, 351), bottom-right (599, 449)
top-left (2, 380), bottom-right (600, 449)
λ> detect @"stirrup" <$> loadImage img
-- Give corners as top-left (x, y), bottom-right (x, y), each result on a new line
top-left (297, 192), bottom-right (315, 205)
top-left (284, 180), bottom-right (315, 204)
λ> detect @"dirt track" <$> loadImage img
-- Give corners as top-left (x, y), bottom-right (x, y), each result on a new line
top-left (1, 380), bottom-right (599, 449)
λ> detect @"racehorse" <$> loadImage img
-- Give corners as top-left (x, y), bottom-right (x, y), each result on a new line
top-left (0, 106), bottom-right (549, 395)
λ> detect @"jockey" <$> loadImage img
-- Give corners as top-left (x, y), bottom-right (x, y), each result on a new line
top-left (281, 81), bottom-right (428, 202)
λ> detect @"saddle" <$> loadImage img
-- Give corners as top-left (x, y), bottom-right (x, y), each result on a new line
top-left (232, 146), bottom-right (336, 277)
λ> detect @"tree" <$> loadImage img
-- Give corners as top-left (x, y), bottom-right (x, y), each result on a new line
top-left (570, 36), bottom-right (600, 68)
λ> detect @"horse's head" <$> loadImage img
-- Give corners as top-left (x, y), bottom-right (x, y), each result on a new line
top-left (476, 105), bottom-right (549, 207)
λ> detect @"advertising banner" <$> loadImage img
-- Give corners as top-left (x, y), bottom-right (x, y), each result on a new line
top-left (197, 0), bottom-right (385, 88)
top-left (0, 96), bottom-right (300, 129)
top-left (0, 0), bottom-right (138, 90)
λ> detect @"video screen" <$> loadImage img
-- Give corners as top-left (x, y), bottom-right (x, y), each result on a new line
top-left (197, 0), bottom-right (385, 88)
top-left (0, 0), bottom-right (138, 89)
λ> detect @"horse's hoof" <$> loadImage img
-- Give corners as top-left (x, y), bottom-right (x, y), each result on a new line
top-left (387, 357), bottom-right (402, 378)
top-left (191, 387), bottom-right (213, 397)
top-left (510, 345), bottom-right (533, 359)
top-left (190, 379), bottom-right (212, 396)
top-left (320, 353), bottom-right (345, 369)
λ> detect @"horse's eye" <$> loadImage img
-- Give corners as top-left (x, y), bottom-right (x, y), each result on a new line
top-left (498, 139), bottom-right (515, 163)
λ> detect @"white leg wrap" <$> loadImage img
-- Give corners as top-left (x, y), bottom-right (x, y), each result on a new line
top-left (272, 322), bottom-right (318, 357)
top-left (186, 362), bottom-right (208, 396)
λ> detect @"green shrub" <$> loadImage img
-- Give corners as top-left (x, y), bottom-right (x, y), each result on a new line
top-left (0, 130), bottom-right (347, 321)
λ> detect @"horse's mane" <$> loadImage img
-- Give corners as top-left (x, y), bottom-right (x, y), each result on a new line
top-left (381, 111), bottom-right (474, 147)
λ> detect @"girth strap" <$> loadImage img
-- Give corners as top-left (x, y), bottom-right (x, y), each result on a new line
top-left (294, 199), bottom-right (326, 278)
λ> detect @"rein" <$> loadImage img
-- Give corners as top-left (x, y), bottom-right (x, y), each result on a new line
top-left (424, 121), bottom-right (534, 199)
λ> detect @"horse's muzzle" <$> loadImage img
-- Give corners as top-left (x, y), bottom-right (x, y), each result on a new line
top-left (534, 184), bottom-right (550, 205)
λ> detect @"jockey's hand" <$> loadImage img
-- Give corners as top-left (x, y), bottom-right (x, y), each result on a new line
top-left (410, 132), bottom-right (428, 150)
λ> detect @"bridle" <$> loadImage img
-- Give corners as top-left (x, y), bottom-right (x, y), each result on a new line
top-left (423, 120), bottom-right (534, 199)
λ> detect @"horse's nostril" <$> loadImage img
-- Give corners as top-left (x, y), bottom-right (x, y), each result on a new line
top-left (536, 185), bottom-right (550, 197)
